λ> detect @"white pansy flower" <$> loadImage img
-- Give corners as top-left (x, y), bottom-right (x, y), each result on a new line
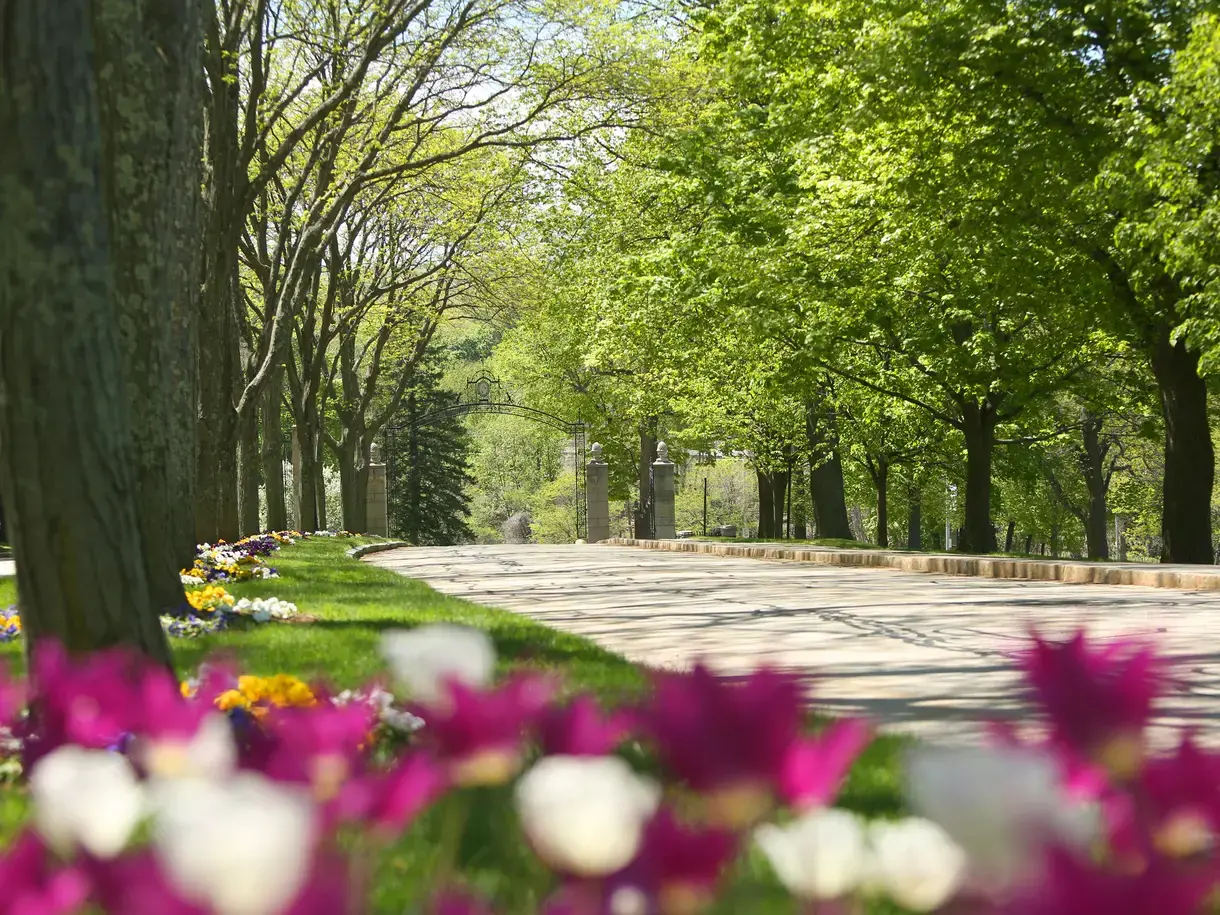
top-left (515, 755), bottom-right (660, 877)
top-left (152, 772), bottom-right (315, 915)
top-left (139, 713), bottom-right (236, 781)
top-left (380, 624), bottom-right (496, 704)
top-left (867, 817), bottom-right (967, 912)
top-left (905, 745), bottom-right (1100, 888)
top-left (29, 746), bottom-right (145, 859)
top-left (755, 807), bottom-right (869, 900)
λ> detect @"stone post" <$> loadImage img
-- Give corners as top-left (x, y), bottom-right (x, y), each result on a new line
top-left (366, 442), bottom-right (389, 537)
top-left (652, 441), bottom-right (676, 540)
top-left (586, 443), bottom-right (610, 543)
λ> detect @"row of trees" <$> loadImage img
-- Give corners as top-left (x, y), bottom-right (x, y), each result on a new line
top-left (0, 0), bottom-right (664, 659)
top-left (492, 0), bottom-right (1220, 564)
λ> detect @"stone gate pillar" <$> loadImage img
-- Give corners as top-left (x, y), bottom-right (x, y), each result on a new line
top-left (586, 443), bottom-right (610, 543)
top-left (652, 441), bottom-right (676, 540)
top-left (366, 442), bottom-right (389, 537)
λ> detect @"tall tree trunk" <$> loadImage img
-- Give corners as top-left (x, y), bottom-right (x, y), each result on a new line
top-left (907, 483), bottom-right (922, 550)
top-left (757, 470), bottom-right (774, 539)
top-left (1004, 520), bottom-right (1016, 554)
top-left (238, 404), bottom-right (260, 535)
top-left (805, 399), bottom-right (853, 540)
top-left (1024, 534), bottom-right (1033, 554)
top-left (960, 401), bottom-right (997, 554)
top-left (1079, 411), bottom-right (1110, 560)
top-left (261, 365), bottom-right (287, 531)
top-left (869, 460), bottom-right (889, 547)
top-left (314, 448), bottom-right (328, 531)
top-left (0, 0), bottom-right (174, 665)
top-left (634, 421), bottom-right (656, 538)
top-left (772, 469), bottom-right (789, 538)
top-left (793, 463), bottom-right (808, 539)
top-left (1149, 333), bottom-right (1213, 564)
top-left (93, 0), bottom-right (202, 594)
top-left (297, 414), bottom-right (320, 531)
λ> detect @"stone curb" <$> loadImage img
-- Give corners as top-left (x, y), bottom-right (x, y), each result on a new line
top-left (600, 538), bottom-right (1220, 591)
top-left (347, 540), bottom-right (412, 560)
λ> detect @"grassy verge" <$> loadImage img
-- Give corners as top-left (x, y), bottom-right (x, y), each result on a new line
top-left (0, 537), bottom-right (906, 910)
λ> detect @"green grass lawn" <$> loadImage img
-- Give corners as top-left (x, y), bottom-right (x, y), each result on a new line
top-left (0, 537), bottom-right (906, 911)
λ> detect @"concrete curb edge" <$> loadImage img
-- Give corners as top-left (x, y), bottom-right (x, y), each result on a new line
top-left (599, 538), bottom-right (1220, 591)
top-left (347, 540), bottom-right (412, 560)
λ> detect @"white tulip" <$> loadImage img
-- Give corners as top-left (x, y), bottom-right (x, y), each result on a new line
top-left (515, 755), bottom-right (661, 877)
top-left (152, 772), bottom-right (315, 915)
top-left (755, 807), bottom-right (869, 900)
top-left (905, 745), bottom-right (1100, 888)
top-left (867, 818), bottom-right (967, 912)
top-left (139, 713), bottom-right (236, 781)
top-left (380, 624), bottom-right (496, 704)
top-left (29, 746), bottom-right (145, 859)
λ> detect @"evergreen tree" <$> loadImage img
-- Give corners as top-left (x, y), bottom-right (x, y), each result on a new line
top-left (387, 372), bottom-right (475, 545)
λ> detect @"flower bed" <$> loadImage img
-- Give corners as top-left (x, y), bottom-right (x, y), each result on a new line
top-left (0, 617), bottom-right (1207, 914)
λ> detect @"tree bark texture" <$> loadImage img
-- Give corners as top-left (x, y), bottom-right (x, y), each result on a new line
top-left (869, 460), bottom-right (889, 548)
top-left (756, 470), bottom-right (774, 539)
top-left (238, 401), bottom-right (260, 535)
top-left (1079, 412), bottom-right (1110, 560)
top-left (1150, 333), bottom-right (1213, 564)
top-left (907, 484), bottom-right (922, 550)
top-left (960, 400), bottom-right (997, 554)
top-left (92, 0), bottom-right (203, 588)
top-left (634, 422), bottom-right (656, 539)
top-left (261, 364), bottom-right (287, 531)
top-left (197, 7), bottom-right (243, 545)
top-left (1004, 520), bottom-right (1016, 554)
top-left (0, 0), bottom-right (174, 665)
top-left (792, 463), bottom-right (808, 540)
top-left (805, 400), bottom-right (853, 540)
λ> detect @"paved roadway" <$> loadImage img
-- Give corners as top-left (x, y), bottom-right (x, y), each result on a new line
top-left (0, 560), bottom-right (13, 578)
top-left (367, 544), bottom-right (1220, 745)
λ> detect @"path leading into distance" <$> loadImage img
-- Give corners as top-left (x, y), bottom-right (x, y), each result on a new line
top-left (367, 544), bottom-right (1220, 745)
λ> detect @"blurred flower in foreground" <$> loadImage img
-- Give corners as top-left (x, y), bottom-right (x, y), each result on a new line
top-left (865, 817), bottom-right (966, 912)
top-left (413, 674), bottom-right (553, 786)
top-left (539, 695), bottom-right (633, 757)
top-left (151, 771), bottom-right (316, 915)
top-left (1020, 632), bottom-right (1165, 777)
top-left (638, 665), bottom-right (803, 827)
top-left (380, 623), bottom-right (496, 705)
top-left (29, 745), bottom-right (146, 859)
top-left (0, 832), bottom-right (92, 915)
top-left (515, 754), bottom-right (661, 878)
top-left (755, 807), bottom-right (869, 901)
top-left (779, 717), bottom-right (871, 810)
top-left (905, 744), bottom-right (1101, 890)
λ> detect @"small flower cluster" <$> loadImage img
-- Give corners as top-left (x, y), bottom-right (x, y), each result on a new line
top-left (184, 531), bottom-right (299, 583)
top-left (213, 674), bottom-right (318, 716)
top-left (2, 624), bottom-right (1210, 914)
top-left (0, 604), bottom-right (20, 642)
top-left (184, 584), bottom-right (235, 614)
top-left (160, 613), bottom-right (228, 639)
top-left (308, 530), bottom-right (355, 538)
top-left (334, 685), bottom-right (426, 736)
top-left (232, 596), bottom-right (299, 622)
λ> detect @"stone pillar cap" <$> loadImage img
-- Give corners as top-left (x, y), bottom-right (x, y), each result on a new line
top-left (654, 441), bottom-right (672, 463)
top-left (590, 442), bottom-right (604, 461)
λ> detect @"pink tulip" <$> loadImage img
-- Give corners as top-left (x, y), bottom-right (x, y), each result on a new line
top-left (0, 831), bottom-right (93, 915)
top-left (539, 696), bottom-right (633, 757)
top-left (83, 851), bottom-right (207, 915)
top-left (628, 809), bottom-right (738, 914)
top-left (778, 718), bottom-right (871, 809)
top-left (410, 673), bottom-right (554, 786)
top-left (637, 665), bottom-right (803, 825)
top-left (1020, 632), bottom-right (1165, 775)
top-left (1015, 847), bottom-right (1214, 915)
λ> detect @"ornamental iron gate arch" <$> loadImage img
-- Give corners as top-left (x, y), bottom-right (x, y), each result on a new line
top-left (383, 375), bottom-right (587, 541)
